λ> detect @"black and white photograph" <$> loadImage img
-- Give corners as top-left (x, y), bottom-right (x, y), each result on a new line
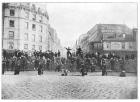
top-left (1, 0), bottom-right (138, 100)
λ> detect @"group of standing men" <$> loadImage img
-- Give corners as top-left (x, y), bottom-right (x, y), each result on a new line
top-left (65, 46), bottom-right (126, 76)
top-left (2, 47), bottom-right (129, 76)
top-left (2, 49), bottom-right (61, 75)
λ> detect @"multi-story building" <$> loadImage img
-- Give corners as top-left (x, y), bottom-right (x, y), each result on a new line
top-left (48, 25), bottom-right (62, 52)
top-left (2, 3), bottom-right (62, 53)
top-left (76, 34), bottom-right (89, 53)
top-left (76, 24), bottom-right (137, 57)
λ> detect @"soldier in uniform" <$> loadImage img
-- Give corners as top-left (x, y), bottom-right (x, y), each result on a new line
top-left (34, 57), bottom-right (39, 70)
top-left (76, 56), bottom-right (81, 71)
top-left (11, 56), bottom-right (16, 71)
top-left (14, 57), bottom-right (21, 75)
top-left (101, 58), bottom-right (107, 76)
top-left (6, 58), bottom-right (10, 71)
top-left (58, 50), bottom-right (60, 57)
top-left (55, 57), bottom-right (62, 72)
top-left (54, 52), bottom-right (57, 57)
top-left (38, 57), bottom-right (45, 75)
top-left (3, 49), bottom-right (7, 60)
top-left (80, 60), bottom-right (87, 76)
top-left (91, 57), bottom-right (97, 72)
top-left (110, 57), bottom-right (115, 71)
top-left (17, 50), bottom-right (22, 58)
top-left (84, 57), bottom-right (91, 72)
top-left (65, 47), bottom-right (72, 59)
top-left (119, 57), bottom-right (126, 77)
top-left (20, 55), bottom-right (27, 71)
top-left (76, 46), bottom-right (82, 58)
top-left (2, 57), bottom-right (6, 74)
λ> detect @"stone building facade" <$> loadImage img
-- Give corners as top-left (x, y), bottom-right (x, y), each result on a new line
top-left (48, 24), bottom-right (62, 52)
top-left (76, 24), bottom-right (137, 56)
top-left (2, 3), bottom-right (62, 52)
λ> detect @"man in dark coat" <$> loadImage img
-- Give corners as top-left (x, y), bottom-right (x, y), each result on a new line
top-left (17, 50), bottom-right (22, 58)
top-left (6, 58), bottom-right (10, 71)
top-left (91, 57), bottom-right (97, 72)
top-left (80, 60), bottom-right (87, 76)
top-left (38, 57), bottom-right (45, 75)
top-left (20, 56), bottom-right (27, 71)
top-left (76, 46), bottom-right (82, 57)
top-left (58, 50), bottom-right (60, 57)
top-left (34, 57), bottom-right (39, 70)
top-left (2, 57), bottom-right (6, 74)
top-left (14, 57), bottom-right (21, 75)
top-left (101, 58), bottom-right (107, 76)
top-left (34, 50), bottom-right (37, 57)
top-left (14, 49), bottom-right (18, 57)
top-left (84, 57), bottom-right (91, 72)
top-left (110, 58), bottom-right (115, 71)
top-left (11, 56), bottom-right (16, 71)
top-left (55, 52), bottom-right (57, 57)
top-left (65, 47), bottom-right (72, 58)
top-left (3, 49), bottom-right (7, 60)
top-left (119, 57), bottom-right (126, 77)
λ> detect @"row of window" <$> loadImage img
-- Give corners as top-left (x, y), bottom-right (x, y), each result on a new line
top-left (105, 43), bottom-right (133, 49)
top-left (10, 9), bottom-right (44, 22)
top-left (8, 42), bottom-right (42, 51)
top-left (92, 42), bottom-right (134, 50)
top-left (9, 20), bottom-right (44, 32)
top-left (103, 33), bottom-right (126, 40)
top-left (24, 44), bottom-right (42, 50)
top-left (30, 23), bottom-right (43, 32)
top-left (24, 33), bottom-right (43, 42)
top-left (8, 31), bottom-right (43, 42)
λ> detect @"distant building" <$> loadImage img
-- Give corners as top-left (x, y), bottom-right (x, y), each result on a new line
top-left (48, 25), bottom-right (63, 53)
top-left (76, 24), bottom-right (137, 56)
top-left (2, 3), bottom-right (62, 53)
top-left (76, 34), bottom-right (89, 53)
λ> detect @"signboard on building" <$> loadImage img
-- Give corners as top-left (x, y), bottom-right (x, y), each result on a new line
top-left (102, 32), bottom-right (126, 41)
top-left (125, 42), bottom-right (129, 50)
top-left (103, 42), bottom-right (111, 50)
top-left (103, 41), bottom-right (136, 51)
top-left (111, 42), bottom-right (122, 50)
top-left (103, 33), bottom-right (115, 40)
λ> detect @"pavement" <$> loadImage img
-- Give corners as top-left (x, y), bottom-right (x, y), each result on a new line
top-left (2, 71), bottom-right (137, 99)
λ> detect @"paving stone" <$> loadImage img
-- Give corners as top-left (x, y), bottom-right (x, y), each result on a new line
top-left (2, 71), bottom-right (137, 99)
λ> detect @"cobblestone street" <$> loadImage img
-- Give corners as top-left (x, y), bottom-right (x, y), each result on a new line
top-left (2, 71), bottom-right (137, 99)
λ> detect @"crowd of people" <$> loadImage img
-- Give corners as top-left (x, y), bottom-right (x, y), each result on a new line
top-left (2, 47), bottom-right (137, 76)
top-left (63, 46), bottom-right (136, 76)
top-left (2, 49), bottom-right (61, 75)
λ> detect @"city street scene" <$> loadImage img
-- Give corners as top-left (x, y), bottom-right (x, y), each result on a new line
top-left (2, 2), bottom-right (138, 99)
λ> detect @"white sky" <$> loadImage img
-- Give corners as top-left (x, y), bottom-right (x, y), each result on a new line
top-left (38, 3), bottom-right (137, 47)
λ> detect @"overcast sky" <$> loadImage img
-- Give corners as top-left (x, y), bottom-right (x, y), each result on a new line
top-left (38, 3), bottom-right (137, 47)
